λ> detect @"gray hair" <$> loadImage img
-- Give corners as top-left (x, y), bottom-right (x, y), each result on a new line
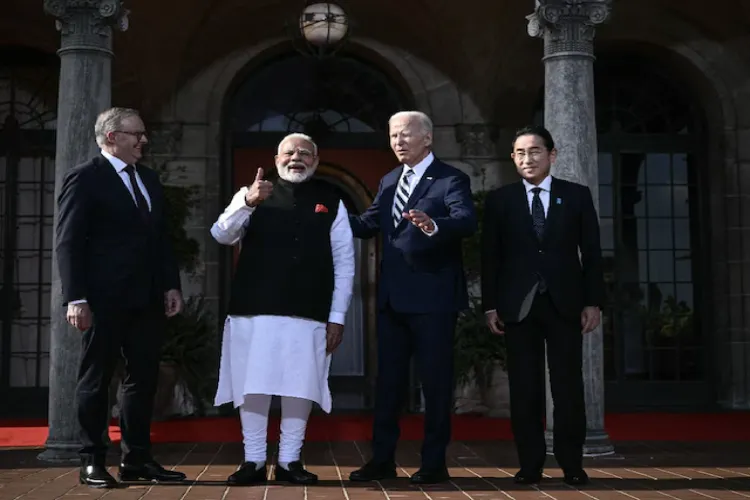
top-left (277, 133), bottom-right (318, 156)
top-left (389, 111), bottom-right (433, 136)
top-left (94, 107), bottom-right (140, 146)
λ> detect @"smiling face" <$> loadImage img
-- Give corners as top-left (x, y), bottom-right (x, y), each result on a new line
top-left (389, 115), bottom-right (432, 167)
top-left (104, 115), bottom-right (148, 165)
top-left (275, 136), bottom-right (319, 183)
top-left (511, 133), bottom-right (556, 185)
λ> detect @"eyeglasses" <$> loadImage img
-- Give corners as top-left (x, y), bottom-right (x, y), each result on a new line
top-left (513, 149), bottom-right (546, 160)
top-left (115, 130), bottom-right (147, 141)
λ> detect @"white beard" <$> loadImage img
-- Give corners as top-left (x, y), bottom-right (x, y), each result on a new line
top-left (278, 165), bottom-right (316, 183)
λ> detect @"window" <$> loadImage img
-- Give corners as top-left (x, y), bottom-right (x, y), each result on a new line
top-left (595, 59), bottom-right (704, 388)
top-left (227, 53), bottom-right (409, 141)
top-left (0, 47), bottom-right (57, 412)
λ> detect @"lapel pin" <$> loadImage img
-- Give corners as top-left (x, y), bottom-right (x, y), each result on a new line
top-left (556, 198), bottom-right (562, 205)
top-left (426, 176), bottom-right (433, 180)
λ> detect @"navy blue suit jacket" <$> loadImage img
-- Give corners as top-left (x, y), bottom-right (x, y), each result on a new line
top-left (349, 157), bottom-right (477, 314)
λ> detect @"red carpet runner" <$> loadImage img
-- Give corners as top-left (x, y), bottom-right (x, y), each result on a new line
top-left (1, 413), bottom-right (749, 448)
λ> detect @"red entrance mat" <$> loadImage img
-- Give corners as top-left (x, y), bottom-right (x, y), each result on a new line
top-left (1, 413), bottom-right (749, 448)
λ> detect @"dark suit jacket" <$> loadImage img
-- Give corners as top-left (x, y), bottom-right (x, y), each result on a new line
top-left (55, 154), bottom-right (180, 311)
top-left (481, 177), bottom-right (605, 322)
top-left (349, 157), bottom-right (477, 313)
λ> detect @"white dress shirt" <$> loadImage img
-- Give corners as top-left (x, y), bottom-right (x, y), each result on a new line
top-left (101, 149), bottom-right (152, 211)
top-left (522, 175), bottom-right (552, 218)
top-left (394, 152), bottom-right (439, 236)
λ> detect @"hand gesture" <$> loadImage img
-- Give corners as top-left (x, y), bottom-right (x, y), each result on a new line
top-left (403, 209), bottom-right (435, 233)
top-left (245, 168), bottom-right (273, 207)
top-left (485, 310), bottom-right (505, 335)
top-left (581, 306), bottom-right (601, 334)
top-left (326, 322), bottom-right (345, 353)
top-left (67, 302), bottom-right (93, 331)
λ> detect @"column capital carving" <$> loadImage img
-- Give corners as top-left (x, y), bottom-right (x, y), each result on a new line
top-left (44, 0), bottom-right (129, 53)
top-left (526, 0), bottom-right (612, 59)
top-left (455, 124), bottom-right (499, 158)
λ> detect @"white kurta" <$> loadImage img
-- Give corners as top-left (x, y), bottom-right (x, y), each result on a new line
top-left (211, 186), bottom-right (355, 413)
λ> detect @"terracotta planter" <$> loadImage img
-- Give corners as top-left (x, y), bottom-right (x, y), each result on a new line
top-left (152, 362), bottom-right (179, 420)
top-left (454, 364), bottom-right (510, 417)
top-left (482, 365), bottom-right (510, 418)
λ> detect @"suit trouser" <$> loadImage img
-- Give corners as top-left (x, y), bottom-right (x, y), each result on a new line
top-left (371, 304), bottom-right (457, 468)
top-left (76, 304), bottom-right (164, 464)
top-left (504, 293), bottom-right (586, 473)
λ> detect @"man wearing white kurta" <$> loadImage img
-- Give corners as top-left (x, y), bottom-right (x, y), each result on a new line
top-left (211, 133), bottom-right (355, 485)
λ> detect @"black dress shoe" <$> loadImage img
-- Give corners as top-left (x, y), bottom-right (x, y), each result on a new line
top-left (349, 461), bottom-right (397, 482)
top-left (411, 467), bottom-right (450, 484)
top-left (227, 462), bottom-right (267, 485)
top-left (514, 469), bottom-right (543, 484)
top-left (563, 470), bottom-right (589, 486)
top-left (275, 461), bottom-right (318, 485)
top-left (118, 460), bottom-right (187, 482)
top-left (79, 465), bottom-right (118, 488)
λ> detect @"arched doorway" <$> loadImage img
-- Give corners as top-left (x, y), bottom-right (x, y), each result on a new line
top-left (0, 47), bottom-right (58, 417)
top-left (594, 56), bottom-right (710, 409)
top-left (222, 51), bottom-right (411, 410)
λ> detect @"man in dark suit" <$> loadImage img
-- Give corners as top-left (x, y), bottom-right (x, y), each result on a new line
top-left (56, 107), bottom-right (187, 488)
top-left (481, 125), bottom-right (604, 486)
top-left (348, 111), bottom-right (477, 484)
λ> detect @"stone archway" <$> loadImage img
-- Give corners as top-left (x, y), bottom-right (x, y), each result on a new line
top-left (158, 36), bottom-right (493, 301)
top-left (155, 37), bottom-right (496, 412)
top-left (596, 17), bottom-right (750, 409)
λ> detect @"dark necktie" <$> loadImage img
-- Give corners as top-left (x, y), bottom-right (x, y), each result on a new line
top-left (531, 187), bottom-right (545, 241)
top-left (531, 187), bottom-right (547, 293)
top-left (124, 164), bottom-right (150, 221)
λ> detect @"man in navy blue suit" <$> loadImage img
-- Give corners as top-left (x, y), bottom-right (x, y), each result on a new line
top-left (348, 111), bottom-right (477, 484)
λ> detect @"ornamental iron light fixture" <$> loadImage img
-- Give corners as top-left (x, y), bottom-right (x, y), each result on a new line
top-left (289, 1), bottom-right (351, 58)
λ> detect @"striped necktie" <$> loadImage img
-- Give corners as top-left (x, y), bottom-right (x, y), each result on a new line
top-left (392, 169), bottom-right (415, 227)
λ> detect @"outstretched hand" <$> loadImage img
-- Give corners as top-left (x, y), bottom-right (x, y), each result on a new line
top-left (403, 209), bottom-right (435, 233)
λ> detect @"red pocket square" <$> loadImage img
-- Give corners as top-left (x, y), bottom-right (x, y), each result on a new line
top-left (315, 204), bottom-right (328, 213)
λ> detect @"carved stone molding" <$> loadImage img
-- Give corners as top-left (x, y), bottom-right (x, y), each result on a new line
top-left (146, 123), bottom-right (184, 160)
top-left (44, 0), bottom-right (129, 54)
top-left (455, 124), bottom-right (499, 158)
top-left (526, 0), bottom-right (612, 59)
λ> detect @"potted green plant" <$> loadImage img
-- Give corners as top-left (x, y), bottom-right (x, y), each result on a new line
top-left (158, 295), bottom-right (219, 417)
top-left (110, 165), bottom-right (218, 419)
top-left (454, 191), bottom-right (509, 416)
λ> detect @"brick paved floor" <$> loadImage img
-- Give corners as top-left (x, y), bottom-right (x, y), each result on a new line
top-left (1, 441), bottom-right (748, 499)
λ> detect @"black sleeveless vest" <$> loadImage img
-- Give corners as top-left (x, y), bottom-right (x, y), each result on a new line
top-left (227, 178), bottom-right (340, 323)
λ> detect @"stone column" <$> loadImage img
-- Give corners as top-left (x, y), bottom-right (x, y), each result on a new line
top-left (38, 0), bottom-right (128, 463)
top-left (526, 0), bottom-right (615, 456)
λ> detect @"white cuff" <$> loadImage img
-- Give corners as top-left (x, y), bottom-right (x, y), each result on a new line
top-left (421, 219), bottom-right (439, 237)
top-left (328, 312), bottom-right (346, 325)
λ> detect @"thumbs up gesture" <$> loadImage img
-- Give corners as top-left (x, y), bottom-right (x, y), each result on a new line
top-left (245, 168), bottom-right (274, 207)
